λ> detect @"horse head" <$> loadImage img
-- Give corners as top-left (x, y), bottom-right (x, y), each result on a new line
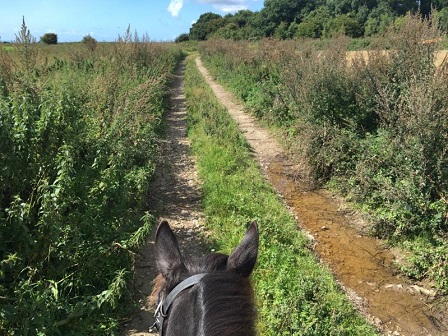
top-left (152, 220), bottom-right (258, 335)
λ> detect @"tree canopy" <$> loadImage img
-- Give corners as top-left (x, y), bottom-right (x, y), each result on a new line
top-left (189, 12), bottom-right (225, 40)
top-left (179, 0), bottom-right (447, 41)
top-left (40, 33), bottom-right (58, 44)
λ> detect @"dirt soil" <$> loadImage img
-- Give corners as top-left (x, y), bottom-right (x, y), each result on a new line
top-left (120, 60), bottom-right (210, 336)
top-left (122, 57), bottom-right (448, 336)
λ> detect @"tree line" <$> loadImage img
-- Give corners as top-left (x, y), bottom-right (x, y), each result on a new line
top-left (176, 0), bottom-right (448, 41)
top-left (39, 32), bottom-right (97, 46)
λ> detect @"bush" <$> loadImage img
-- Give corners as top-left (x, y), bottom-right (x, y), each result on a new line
top-left (0, 24), bottom-right (183, 333)
top-left (434, 7), bottom-right (448, 33)
top-left (296, 7), bottom-right (331, 38)
top-left (175, 33), bottom-right (189, 43)
top-left (81, 34), bottom-right (97, 52)
top-left (40, 33), bottom-right (57, 44)
top-left (324, 14), bottom-right (363, 38)
top-left (198, 13), bottom-right (448, 293)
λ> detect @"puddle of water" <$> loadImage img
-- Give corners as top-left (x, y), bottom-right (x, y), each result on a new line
top-left (266, 160), bottom-right (446, 336)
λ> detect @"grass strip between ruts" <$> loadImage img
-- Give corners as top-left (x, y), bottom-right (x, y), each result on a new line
top-left (183, 55), bottom-right (378, 336)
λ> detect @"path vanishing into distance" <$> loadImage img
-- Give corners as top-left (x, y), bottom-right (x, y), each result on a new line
top-left (122, 57), bottom-right (448, 336)
top-left (121, 60), bottom-right (210, 336)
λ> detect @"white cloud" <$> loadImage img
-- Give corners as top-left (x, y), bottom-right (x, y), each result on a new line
top-left (218, 4), bottom-right (246, 12)
top-left (168, 0), bottom-right (184, 17)
top-left (197, 0), bottom-right (248, 13)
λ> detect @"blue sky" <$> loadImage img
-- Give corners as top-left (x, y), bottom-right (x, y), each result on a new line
top-left (0, 0), bottom-right (264, 43)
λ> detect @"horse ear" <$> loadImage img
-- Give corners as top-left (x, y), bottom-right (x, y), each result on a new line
top-left (227, 221), bottom-right (259, 277)
top-left (155, 221), bottom-right (184, 275)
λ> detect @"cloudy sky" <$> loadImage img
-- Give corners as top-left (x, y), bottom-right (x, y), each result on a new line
top-left (0, 0), bottom-right (263, 43)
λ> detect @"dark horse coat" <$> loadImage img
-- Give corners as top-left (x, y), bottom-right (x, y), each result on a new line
top-left (154, 220), bottom-right (258, 336)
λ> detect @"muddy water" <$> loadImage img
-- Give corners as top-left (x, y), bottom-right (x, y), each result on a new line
top-left (267, 160), bottom-right (446, 335)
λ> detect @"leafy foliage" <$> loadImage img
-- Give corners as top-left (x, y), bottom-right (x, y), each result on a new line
top-left (0, 20), bottom-right (183, 334)
top-left (198, 14), bottom-right (448, 293)
top-left (81, 34), bottom-right (97, 52)
top-left (175, 33), bottom-right (189, 43)
top-left (40, 33), bottom-right (58, 45)
top-left (184, 0), bottom-right (439, 40)
top-left (189, 12), bottom-right (224, 41)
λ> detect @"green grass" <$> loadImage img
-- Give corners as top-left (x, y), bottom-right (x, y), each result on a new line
top-left (184, 55), bottom-right (378, 335)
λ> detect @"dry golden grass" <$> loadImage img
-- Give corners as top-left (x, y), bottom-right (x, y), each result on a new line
top-left (346, 50), bottom-right (448, 67)
top-left (435, 50), bottom-right (448, 67)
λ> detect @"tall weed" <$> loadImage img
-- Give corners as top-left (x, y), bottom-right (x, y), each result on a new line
top-left (0, 21), bottom-right (183, 333)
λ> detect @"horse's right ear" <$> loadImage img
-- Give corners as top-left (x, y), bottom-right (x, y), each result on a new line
top-left (155, 221), bottom-right (184, 275)
top-left (227, 221), bottom-right (259, 277)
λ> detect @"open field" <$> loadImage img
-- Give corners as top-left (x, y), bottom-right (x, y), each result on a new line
top-left (346, 49), bottom-right (448, 67)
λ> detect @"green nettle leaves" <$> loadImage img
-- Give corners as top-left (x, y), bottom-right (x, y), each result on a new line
top-left (0, 22), bottom-right (183, 333)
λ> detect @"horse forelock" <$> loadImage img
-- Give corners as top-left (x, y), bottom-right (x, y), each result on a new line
top-left (200, 273), bottom-right (256, 336)
top-left (186, 253), bottom-right (228, 274)
top-left (164, 272), bottom-right (256, 336)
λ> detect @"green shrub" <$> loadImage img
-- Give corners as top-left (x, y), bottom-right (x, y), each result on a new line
top-left (198, 14), bottom-right (448, 293)
top-left (40, 33), bottom-right (58, 45)
top-left (0, 23), bottom-right (183, 333)
top-left (81, 34), bottom-right (97, 52)
top-left (175, 33), bottom-right (189, 43)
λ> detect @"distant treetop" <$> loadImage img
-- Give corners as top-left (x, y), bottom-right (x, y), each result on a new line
top-left (175, 0), bottom-right (448, 41)
top-left (40, 33), bottom-right (58, 45)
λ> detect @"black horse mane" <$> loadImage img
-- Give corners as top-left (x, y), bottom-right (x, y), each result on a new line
top-left (200, 272), bottom-right (256, 336)
top-left (158, 253), bottom-right (256, 335)
top-left (185, 254), bottom-right (256, 335)
top-left (162, 253), bottom-right (229, 292)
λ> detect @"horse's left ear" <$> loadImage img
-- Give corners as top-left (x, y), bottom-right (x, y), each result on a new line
top-left (155, 220), bottom-right (185, 276)
top-left (227, 221), bottom-right (259, 277)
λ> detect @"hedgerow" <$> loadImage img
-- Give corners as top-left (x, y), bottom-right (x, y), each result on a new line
top-left (199, 14), bottom-right (448, 293)
top-left (0, 21), bottom-right (183, 334)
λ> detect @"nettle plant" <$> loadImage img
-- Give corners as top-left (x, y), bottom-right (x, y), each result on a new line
top-left (0, 20), bottom-right (183, 333)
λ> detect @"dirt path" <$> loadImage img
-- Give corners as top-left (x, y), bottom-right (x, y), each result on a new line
top-left (121, 60), bottom-right (209, 336)
top-left (121, 57), bottom-right (446, 336)
top-left (195, 57), bottom-right (448, 336)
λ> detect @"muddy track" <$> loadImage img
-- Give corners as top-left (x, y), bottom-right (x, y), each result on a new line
top-left (194, 57), bottom-right (447, 336)
top-left (122, 58), bottom-right (447, 336)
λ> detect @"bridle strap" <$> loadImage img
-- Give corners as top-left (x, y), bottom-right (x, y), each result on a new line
top-left (151, 273), bottom-right (207, 335)
top-left (162, 273), bottom-right (207, 316)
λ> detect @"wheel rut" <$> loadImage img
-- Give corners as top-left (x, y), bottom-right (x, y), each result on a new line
top-left (121, 60), bottom-right (209, 336)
